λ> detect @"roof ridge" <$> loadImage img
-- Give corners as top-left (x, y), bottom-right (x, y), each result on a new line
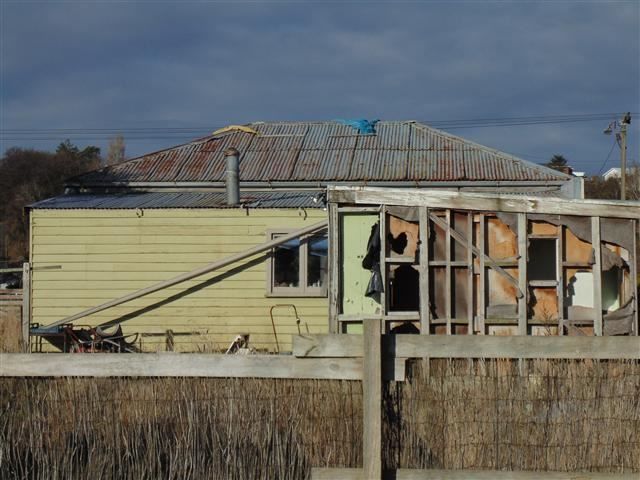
top-left (410, 122), bottom-right (572, 180)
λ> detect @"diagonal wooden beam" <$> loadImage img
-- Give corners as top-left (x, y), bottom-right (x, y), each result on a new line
top-left (428, 212), bottom-right (524, 298)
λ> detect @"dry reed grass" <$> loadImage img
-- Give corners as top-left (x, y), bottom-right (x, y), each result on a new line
top-left (1, 359), bottom-right (638, 479)
top-left (385, 359), bottom-right (640, 473)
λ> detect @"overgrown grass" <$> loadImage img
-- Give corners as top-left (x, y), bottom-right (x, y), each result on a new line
top-left (1, 359), bottom-right (638, 479)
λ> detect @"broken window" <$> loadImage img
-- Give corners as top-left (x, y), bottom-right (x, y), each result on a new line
top-left (268, 231), bottom-right (328, 297)
top-left (528, 239), bottom-right (557, 281)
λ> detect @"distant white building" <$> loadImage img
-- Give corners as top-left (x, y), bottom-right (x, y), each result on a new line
top-left (603, 168), bottom-right (622, 180)
top-left (602, 167), bottom-right (636, 180)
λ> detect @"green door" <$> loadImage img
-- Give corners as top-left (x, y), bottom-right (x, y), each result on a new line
top-left (341, 214), bottom-right (381, 328)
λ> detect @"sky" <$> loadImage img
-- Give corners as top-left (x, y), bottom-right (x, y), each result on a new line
top-left (1, 0), bottom-right (639, 175)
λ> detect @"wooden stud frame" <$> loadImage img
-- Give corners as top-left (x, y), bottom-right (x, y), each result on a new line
top-left (517, 213), bottom-right (528, 335)
top-left (592, 217), bottom-right (603, 336)
top-left (419, 207), bottom-right (430, 334)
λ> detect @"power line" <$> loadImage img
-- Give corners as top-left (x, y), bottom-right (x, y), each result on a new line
top-left (596, 137), bottom-right (619, 175)
top-left (1, 112), bottom-right (637, 139)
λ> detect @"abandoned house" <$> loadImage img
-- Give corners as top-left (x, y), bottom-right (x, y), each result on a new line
top-left (328, 186), bottom-right (638, 337)
top-left (26, 120), bottom-right (598, 352)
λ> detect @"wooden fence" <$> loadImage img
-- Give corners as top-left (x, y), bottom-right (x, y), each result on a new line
top-left (0, 263), bottom-right (29, 351)
top-left (1, 329), bottom-right (639, 479)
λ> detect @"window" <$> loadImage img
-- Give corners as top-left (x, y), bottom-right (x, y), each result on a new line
top-left (528, 238), bottom-right (557, 281)
top-left (267, 231), bottom-right (328, 296)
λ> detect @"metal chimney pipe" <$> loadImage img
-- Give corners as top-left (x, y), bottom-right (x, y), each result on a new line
top-left (224, 147), bottom-right (240, 205)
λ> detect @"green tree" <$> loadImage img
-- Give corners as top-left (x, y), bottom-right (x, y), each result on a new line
top-left (0, 142), bottom-right (101, 262)
top-left (544, 155), bottom-right (568, 169)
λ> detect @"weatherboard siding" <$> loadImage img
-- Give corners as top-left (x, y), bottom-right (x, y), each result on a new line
top-left (30, 208), bottom-right (328, 352)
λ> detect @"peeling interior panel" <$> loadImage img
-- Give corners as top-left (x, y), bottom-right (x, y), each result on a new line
top-left (486, 216), bottom-right (517, 259)
top-left (387, 216), bottom-right (419, 258)
top-left (531, 287), bottom-right (559, 321)
top-left (565, 228), bottom-right (592, 264)
top-left (530, 221), bottom-right (558, 236)
top-left (487, 267), bottom-right (518, 311)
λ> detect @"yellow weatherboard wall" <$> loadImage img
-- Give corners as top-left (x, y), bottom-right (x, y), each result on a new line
top-left (30, 207), bottom-right (329, 352)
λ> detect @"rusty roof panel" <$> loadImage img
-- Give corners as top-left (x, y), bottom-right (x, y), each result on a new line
top-left (291, 149), bottom-right (353, 181)
top-left (349, 149), bottom-right (408, 181)
top-left (68, 121), bottom-right (572, 186)
top-left (240, 148), bottom-right (301, 181)
top-left (302, 123), bottom-right (356, 150)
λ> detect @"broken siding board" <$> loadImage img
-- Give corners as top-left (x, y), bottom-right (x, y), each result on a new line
top-left (592, 217), bottom-right (603, 336)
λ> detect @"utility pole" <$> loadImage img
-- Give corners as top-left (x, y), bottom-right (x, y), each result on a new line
top-left (603, 112), bottom-right (631, 200)
top-left (620, 113), bottom-right (631, 200)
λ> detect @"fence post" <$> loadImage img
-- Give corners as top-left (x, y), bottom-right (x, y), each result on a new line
top-left (21, 262), bottom-right (30, 352)
top-left (363, 317), bottom-right (382, 479)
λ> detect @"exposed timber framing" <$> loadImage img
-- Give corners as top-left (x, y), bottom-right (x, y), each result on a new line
top-left (592, 217), bottom-right (603, 336)
top-left (517, 213), bottom-right (528, 335)
top-left (478, 214), bottom-right (486, 334)
top-left (428, 212), bottom-right (523, 298)
top-left (44, 220), bottom-right (328, 329)
top-left (379, 206), bottom-right (387, 320)
top-left (445, 210), bottom-right (452, 334)
top-left (292, 334), bottom-right (640, 360)
top-left (557, 225), bottom-right (564, 335)
top-left (328, 186), bottom-right (640, 219)
top-left (419, 207), bottom-right (430, 334)
top-left (466, 212), bottom-right (474, 334)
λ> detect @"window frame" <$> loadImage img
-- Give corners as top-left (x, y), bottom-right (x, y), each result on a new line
top-left (266, 229), bottom-right (328, 298)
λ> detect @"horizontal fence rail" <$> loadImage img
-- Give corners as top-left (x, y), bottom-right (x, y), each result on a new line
top-left (0, 353), bottom-right (362, 380)
top-left (293, 334), bottom-right (640, 360)
top-left (0, 288), bottom-right (23, 306)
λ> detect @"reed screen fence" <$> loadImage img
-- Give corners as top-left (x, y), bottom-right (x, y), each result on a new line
top-left (1, 358), bottom-right (638, 479)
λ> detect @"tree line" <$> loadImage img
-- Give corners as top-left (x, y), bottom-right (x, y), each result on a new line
top-left (0, 137), bottom-right (125, 264)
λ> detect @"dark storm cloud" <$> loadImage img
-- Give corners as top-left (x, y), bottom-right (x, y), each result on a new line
top-left (1, 1), bottom-right (638, 173)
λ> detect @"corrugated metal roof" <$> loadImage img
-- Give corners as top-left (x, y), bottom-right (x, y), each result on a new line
top-left (30, 191), bottom-right (323, 210)
top-left (69, 121), bottom-right (572, 186)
